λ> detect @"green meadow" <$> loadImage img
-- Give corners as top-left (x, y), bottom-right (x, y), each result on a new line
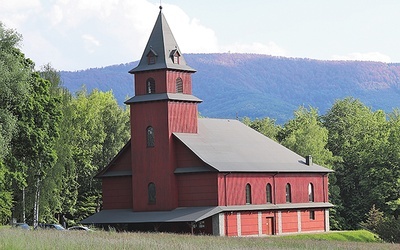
top-left (1, 228), bottom-right (399, 250)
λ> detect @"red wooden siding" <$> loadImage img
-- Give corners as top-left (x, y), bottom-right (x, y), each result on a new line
top-left (130, 101), bottom-right (178, 211)
top-left (168, 101), bottom-right (198, 133)
top-left (301, 210), bottom-right (325, 232)
top-left (106, 143), bottom-right (131, 172)
top-left (240, 212), bottom-right (259, 236)
top-left (134, 71), bottom-right (193, 95)
top-left (274, 173), bottom-right (327, 204)
top-left (217, 173), bottom-right (326, 206)
top-left (281, 211), bottom-right (298, 233)
top-left (175, 137), bottom-right (205, 168)
top-left (225, 213), bottom-right (238, 236)
top-left (102, 176), bottom-right (132, 209)
top-left (166, 71), bottom-right (193, 94)
top-left (177, 173), bottom-right (218, 206)
top-left (217, 173), bottom-right (274, 206)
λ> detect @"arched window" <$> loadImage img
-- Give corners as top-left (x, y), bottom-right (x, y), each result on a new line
top-left (285, 183), bottom-right (292, 203)
top-left (308, 183), bottom-right (314, 202)
top-left (245, 184), bottom-right (252, 204)
top-left (148, 182), bottom-right (156, 204)
top-left (176, 77), bottom-right (183, 93)
top-left (266, 183), bottom-right (272, 203)
top-left (146, 126), bottom-right (155, 147)
top-left (146, 78), bottom-right (155, 94)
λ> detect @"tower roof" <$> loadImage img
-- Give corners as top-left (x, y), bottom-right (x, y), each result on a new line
top-left (129, 9), bottom-right (196, 74)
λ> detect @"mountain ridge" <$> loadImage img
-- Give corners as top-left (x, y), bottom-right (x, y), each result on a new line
top-left (60, 53), bottom-right (400, 123)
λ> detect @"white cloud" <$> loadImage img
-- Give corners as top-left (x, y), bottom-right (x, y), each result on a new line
top-left (331, 52), bottom-right (391, 63)
top-left (82, 34), bottom-right (101, 53)
top-left (163, 5), bottom-right (219, 53)
top-left (0, 0), bottom-right (41, 11)
top-left (0, 0), bottom-right (218, 70)
top-left (221, 42), bottom-right (287, 56)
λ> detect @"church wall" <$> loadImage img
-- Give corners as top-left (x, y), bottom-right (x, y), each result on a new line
top-left (240, 212), bottom-right (259, 236)
top-left (217, 173), bottom-right (327, 206)
top-left (166, 71), bottom-right (193, 94)
top-left (134, 70), bottom-right (167, 95)
top-left (218, 173), bottom-right (275, 206)
top-left (102, 176), bottom-right (132, 209)
top-left (106, 143), bottom-right (132, 172)
top-left (134, 70), bottom-right (193, 95)
top-left (174, 137), bottom-right (205, 168)
top-left (130, 101), bottom-right (178, 211)
top-left (168, 101), bottom-right (198, 133)
top-left (281, 210), bottom-right (298, 233)
top-left (176, 173), bottom-right (218, 207)
top-left (274, 173), bottom-right (327, 204)
top-left (300, 209), bottom-right (325, 232)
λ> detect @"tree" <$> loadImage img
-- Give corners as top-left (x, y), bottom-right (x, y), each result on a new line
top-left (66, 89), bottom-right (130, 222)
top-left (323, 98), bottom-right (391, 229)
top-left (242, 117), bottom-right (280, 141)
top-left (0, 22), bottom-right (32, 223)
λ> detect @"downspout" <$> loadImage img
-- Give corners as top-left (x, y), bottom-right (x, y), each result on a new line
top-left (272, 172), bottom-right (278, 235)
top-left (322, 173), bottom-right (327, 203)
top-left (223, 172), bottom-right (231, 236)
top-left (223, 172), bottom-right (231, 206)
top-left (272, 172), bottom-right (278, 205)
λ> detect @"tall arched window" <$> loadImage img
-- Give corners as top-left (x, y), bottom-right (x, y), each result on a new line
top-left (176, 77), bottom-right (183, 93)
top-left (148, 182), bottom-right (156, 204)
top-left (266, 183), bottom-right (272, 203)
top-left (308, 183), bottom-right (314, 202)
top-left (245, 184), bottom-right (252, 204)
top-left (285, 183), bottom-right (292, 203)
top-left (146, 126), bottom-right (155, 147)
top-left (146, 78), bottom-right (155, 94)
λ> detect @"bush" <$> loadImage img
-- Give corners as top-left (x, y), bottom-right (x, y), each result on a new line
top-left (375, 218), bottom-right (400, 243)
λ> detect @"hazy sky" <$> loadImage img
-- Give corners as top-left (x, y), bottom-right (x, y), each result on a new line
top-left (1, 0), bottom-right (399, 71)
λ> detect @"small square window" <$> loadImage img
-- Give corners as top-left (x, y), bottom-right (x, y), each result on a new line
top-left (309, 211), bottom-right (315, 220)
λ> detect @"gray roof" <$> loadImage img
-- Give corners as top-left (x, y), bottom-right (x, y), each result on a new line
top-left (81, 206), bottom-right (222, 224)
top-left (174, 118), bottom-right (333, 173)
top-left (125, 93), bottom-right (202, 104)
top-left (81, 202), bottom-right (333, 224)
top-left (129, 10), bottom-right (196, 73)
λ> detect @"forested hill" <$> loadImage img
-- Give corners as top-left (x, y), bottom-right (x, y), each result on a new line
top-left (60, 53), bottom-right (400, 123)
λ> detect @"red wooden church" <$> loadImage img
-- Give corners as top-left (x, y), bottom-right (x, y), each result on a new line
top-left (82, 7), bottom-right (333, 236)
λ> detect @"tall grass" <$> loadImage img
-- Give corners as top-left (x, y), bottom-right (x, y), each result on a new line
top-left (0, 228), bottom-right (398, 250)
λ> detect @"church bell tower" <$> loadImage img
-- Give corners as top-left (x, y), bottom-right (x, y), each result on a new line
top-left (125, 7), bottom-right (202, 211)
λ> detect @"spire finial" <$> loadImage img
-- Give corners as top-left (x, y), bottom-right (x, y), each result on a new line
top-left (159, 0), bottom-right (162, 11)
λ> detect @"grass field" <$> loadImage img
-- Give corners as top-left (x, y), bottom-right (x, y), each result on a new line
top-left (1, 228), bottom-right (399, 250)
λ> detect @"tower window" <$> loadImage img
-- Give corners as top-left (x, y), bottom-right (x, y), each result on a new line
top-left (147, 49), bottom-right (158, 65)
top-left (146, 78), bottom-right (156, 94)
top-left (266, 183), bottom-right (272, 203)
top-left (308, 183), bottom-right (314, 202)
top-left (146, 126), bottom-right (155, 147)
top-left (245, 183), bottom-right (252, 204)
top-left (148, 55), bottom-right (156, 64)
top-left (176, 77), bottom-right (183, 93)
top-left (285, 183), bottom-right (292, 203)
top-left (170, 49), bottom-right (180, 64)
top-left (148, 182), bottom-right (156, 204)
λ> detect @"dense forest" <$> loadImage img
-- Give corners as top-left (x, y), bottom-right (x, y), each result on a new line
top-left (1, 22), bottom-right (400, 242)
top-left (0, 23), bottom-right (130, 228)
top-left (61, 53), bottom-right (400, 124)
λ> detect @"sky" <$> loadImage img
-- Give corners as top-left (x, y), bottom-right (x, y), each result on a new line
top-left (1, 0), bottom-right (399, 71)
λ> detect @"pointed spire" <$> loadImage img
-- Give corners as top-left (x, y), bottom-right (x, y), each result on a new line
top-left (129, 9), bottom-right (195, 74)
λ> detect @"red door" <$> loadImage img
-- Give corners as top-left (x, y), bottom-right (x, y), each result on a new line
top-left (265, 217), bottom-right (274, 235)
